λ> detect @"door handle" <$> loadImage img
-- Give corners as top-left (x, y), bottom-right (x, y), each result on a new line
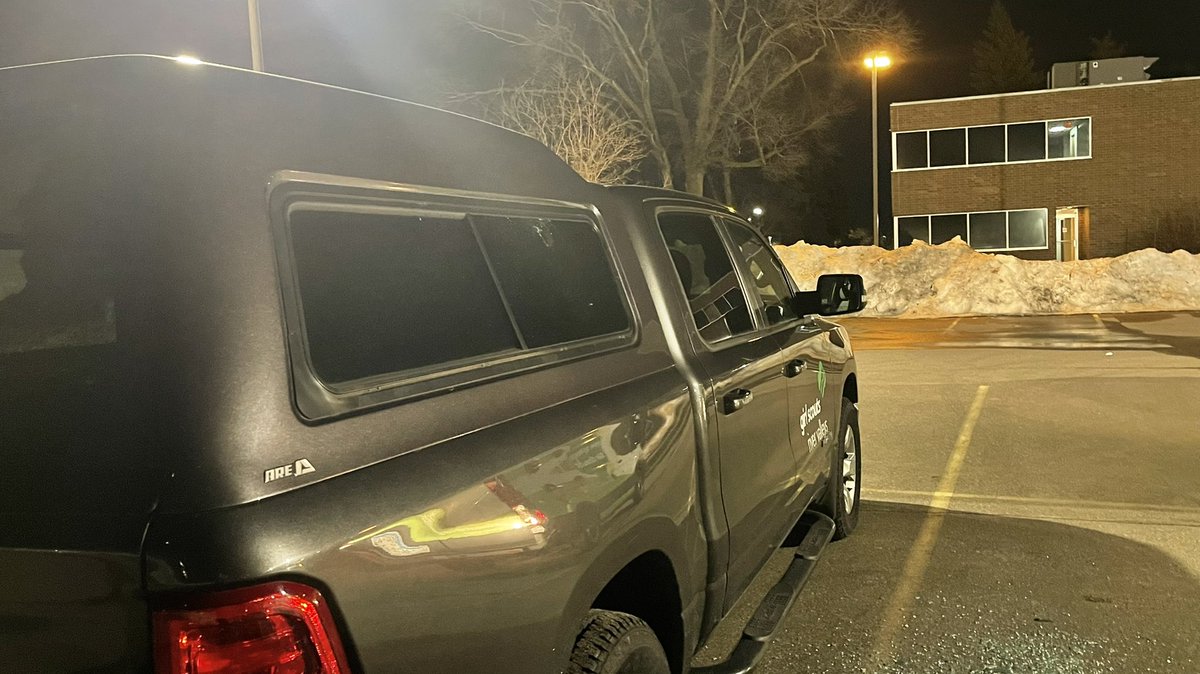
top-left (784, 360), bottom-right (808, 378)
top-left (722, 388), bottom-right (754, 415)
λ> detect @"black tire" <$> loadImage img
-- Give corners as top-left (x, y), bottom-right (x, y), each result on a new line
top-left (567, 610), bottom-right (671, 674)
top-left (818, 397), bottom-right (861, 540)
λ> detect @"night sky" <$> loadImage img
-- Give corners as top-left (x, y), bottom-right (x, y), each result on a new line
top-left (2, 0), bottom-right (1197, 240)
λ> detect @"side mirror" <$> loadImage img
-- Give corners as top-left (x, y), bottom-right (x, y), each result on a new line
top-left (815, 274), bottom-right (866, 316)
top-left (792, 274), bottom-right (866, 317)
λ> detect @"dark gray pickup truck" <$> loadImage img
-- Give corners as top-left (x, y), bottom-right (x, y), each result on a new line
top-left (0, 55), bottom-right (863, 674)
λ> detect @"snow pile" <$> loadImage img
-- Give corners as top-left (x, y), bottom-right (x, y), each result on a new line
top-left (774, 237), bottom-right (1200, 318)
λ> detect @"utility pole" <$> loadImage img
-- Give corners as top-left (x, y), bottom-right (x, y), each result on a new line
top-left (248, 0), bottom-right (264, 72)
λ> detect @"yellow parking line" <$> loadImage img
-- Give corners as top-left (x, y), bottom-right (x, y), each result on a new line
top-left (863, 488), bottom-right (1200, 516)
top-left (868, 385), bottom-right (990, 666)
top-left (946, 317), bottom-right (963, 332)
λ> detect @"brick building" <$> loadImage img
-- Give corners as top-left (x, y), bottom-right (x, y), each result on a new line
top-left (890, 76), bottom-right (1200, 260)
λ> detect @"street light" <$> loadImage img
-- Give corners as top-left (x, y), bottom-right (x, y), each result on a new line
top-left (864, 52), bottom-right (892, 247)
top-left (864, 55), bottom-right (892, 70)
top-left (752, 206), bottom-right (765, 218)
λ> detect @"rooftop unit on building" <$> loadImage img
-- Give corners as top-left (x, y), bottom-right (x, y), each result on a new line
top-left (1049, 56), bottom-right (1158, 89)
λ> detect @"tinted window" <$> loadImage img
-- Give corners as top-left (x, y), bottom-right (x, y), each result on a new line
top-left (1009, 210), bottom-right (1048, 248)
top-left (929, 129), bottom-right (966, 167)
top-left (1007, 122), bottom-right (1047, 161)
top-left (897, 216), bottom-right (930, 245)
top-left (900, 120), bottom-right (1089, 169)
top-left (969, 212), bottom-right (1008, 250)
top-left (473, 216), bottom-right (628, 348)
top-left (725, 221), bottom-right (797, 325)
top-left (658, 212), bottom-right (754, 342)
top-left (968, 125), bottom-right (1006, 164)
top-left (895, 131), bottom-right (928, 169)
top-left (289, 209), bottom-right (631, 387)
top-left (931, 214), bottom-right (968, 244)
top-left (0, 226), bottom-right (166, 510)
top-left (290, 211), bottom-right (521, 384)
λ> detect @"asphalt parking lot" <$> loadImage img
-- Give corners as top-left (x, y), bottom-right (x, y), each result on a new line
top-left (695, 312), bottom-right (1200, 674)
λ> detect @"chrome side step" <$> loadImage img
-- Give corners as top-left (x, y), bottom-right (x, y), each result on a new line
top-left (692, 511), bottom-right (836, 674)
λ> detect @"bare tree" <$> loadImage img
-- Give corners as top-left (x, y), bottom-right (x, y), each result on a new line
top-left (462, 0), bottom-right (911, 196)
top-left (470, 70), bottom-right (648, 185)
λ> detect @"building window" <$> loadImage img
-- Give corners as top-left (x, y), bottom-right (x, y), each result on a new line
top-left (1008, 209), bottom-right (1049, 248)
top-left (894, 209), bottom-right (1049, 251)
top-left (929, 128), bottom-right (966, 167)
top-left (895, 131), bottom-right (929, 169)
top-left (930, 214), bottom-right (967, 244)
top-left (1048, 118), bottom-right (1091, 158)
top-left (968, 125), bottom-right (1006, 164)
top-left (893, 117), bottom-right (1091, 171)
top-left (897, 216), bottom-right (931, 244)
top-left (968, 212), bottom-right (1008, 250)
top-left (1006, 122), bottom-right (1047, 162)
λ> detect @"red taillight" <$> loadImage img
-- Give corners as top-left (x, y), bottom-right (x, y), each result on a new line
top-left (153, 582), bottom-right (349, 674)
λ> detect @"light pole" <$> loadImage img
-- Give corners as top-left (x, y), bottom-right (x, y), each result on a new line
top-left (863, 53), bottom-right (891, 247)
top-left (248, 0), bottom-right (264, 72)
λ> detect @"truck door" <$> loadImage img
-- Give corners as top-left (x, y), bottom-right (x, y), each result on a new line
top-left (656, 210), bottom-right (801, 611)
top-left (722, 221), bottom-right (837, 491)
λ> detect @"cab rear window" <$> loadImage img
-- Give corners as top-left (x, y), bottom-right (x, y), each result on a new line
top-left (284, 203), bottom-right (633, 401)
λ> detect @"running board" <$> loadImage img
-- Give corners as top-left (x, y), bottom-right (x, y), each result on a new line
top-left (692, 511), bottom-right (836, 674)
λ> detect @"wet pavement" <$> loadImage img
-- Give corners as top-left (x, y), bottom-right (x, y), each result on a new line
top-left (695, 312), bottom-right (1200, 674)
top-left (836, 312), bottom-right (1200, 355)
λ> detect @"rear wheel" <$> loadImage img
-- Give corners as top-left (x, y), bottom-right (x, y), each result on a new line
top-left (819, 397), bottom-right (861, 539)
top-left (567, 610), bottom-right (671, 674)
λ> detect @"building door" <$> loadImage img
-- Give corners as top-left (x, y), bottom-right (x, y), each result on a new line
top-left (1057, 208), bottom-right (1080, 261)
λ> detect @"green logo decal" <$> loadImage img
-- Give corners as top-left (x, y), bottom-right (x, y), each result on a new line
top-left (817, 361), bottom-right (827, 397)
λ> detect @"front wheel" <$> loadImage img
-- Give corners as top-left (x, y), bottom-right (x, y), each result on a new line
top-left (567, 610), bottom-right (671, 674)
top-left (819, 397), bottom-right (861, 539)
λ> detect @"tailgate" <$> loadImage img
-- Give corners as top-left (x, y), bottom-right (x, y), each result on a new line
top-left (0, 546), bottom-right (150, 672)
top-left (1, 164), bottom-right (162, 673)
